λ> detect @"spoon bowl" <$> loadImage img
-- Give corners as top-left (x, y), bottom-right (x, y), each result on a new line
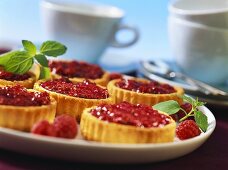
top-left (140, 60), bottom-right (228, 98)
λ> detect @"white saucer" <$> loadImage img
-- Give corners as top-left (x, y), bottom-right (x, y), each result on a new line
top-left (98, 52), bottom-right (137, 73)
top-left (0, 106), bottom-right (215, 163)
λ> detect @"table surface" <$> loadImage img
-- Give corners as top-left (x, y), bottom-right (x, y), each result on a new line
top-left (0, 104), bottom-right (227, 170)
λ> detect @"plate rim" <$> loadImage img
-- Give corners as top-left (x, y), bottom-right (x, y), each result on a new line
top-left (0, 105), bottom-right (216, 149)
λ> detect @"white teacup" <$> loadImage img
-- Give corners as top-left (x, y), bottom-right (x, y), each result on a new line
top-left (40, 0), bottom-right (139, 63)
top-left (169, 0), bottom-right (228, 29)
top-left (168, 16), bottom-right (228, 85)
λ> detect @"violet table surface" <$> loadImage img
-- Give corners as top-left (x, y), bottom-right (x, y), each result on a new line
top-left (0, 105), bottom-right (227, 170)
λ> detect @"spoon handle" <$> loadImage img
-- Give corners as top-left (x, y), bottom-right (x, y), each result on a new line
top-left (139, 62), bottom-right (228, 101)
top-left (175, 72), bottom-right (228, 96)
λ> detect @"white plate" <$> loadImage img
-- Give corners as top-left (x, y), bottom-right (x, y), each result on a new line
top-left (0, 106), bottom-right (215, 164)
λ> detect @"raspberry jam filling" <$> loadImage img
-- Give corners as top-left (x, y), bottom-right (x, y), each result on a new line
top-left (0, 85), bottom-right (50, 106)
top-left (0, 69), bottom-right (31, 81)
top-left (49, 60), bottom-right (104, 79)
top-left (116, 79), bottom-right (176, 94)
top-left (109, 73), bottom-right (123, 81)
top-left (0, 48), bottom-right (11, 54)
top-left (41, 78), bottom-right (109, 99)
top-left (90, 101), bottom-right (172, 128)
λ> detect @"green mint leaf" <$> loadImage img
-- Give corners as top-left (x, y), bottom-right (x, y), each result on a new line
top-left (182, 95), bottom-right (195, 105)
top-left (34, 54), bottom-right (49, 67)
top-left (0, 51), bottom-right (20, 65)
top-left (22, 40), bottom-right (36, 56)
top-left (40, 41), bottom-right (67, 57)
top-left (194, 98), bottom-right (206, 107)
top-left (0, 40), bottom-right (66, 78)
top-left (195, 110), bottom-right (208, 132)
top-left (4, 51), bottom-right (34, 74)
top-left (153, 100), bottom-right (181, 115)
top-left (39, 66), bottom-right (51, 79)
top-left (197, 101), bottom-right (206, 107)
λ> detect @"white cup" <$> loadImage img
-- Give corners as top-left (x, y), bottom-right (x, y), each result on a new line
top-left (169, 0), bottom-right (228, 29)
top-left (40, 0), bottom-right (139, 63)
top-left (168, 16), bottom-right (228, 85)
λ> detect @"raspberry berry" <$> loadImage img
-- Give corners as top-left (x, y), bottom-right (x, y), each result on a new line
top-left (54, 115), bottom-right (77, 139)
top-left (176, 120), bottom-right (201, 140)
top-left (171, 103), bottom-right (193, 122)
top-left (31, 120), bottom-right (56, 137)
top-left (31, 114), bottom-right (78, 139)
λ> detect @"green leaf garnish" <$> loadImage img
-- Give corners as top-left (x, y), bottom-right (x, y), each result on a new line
top-left (195, 110), bottom-right (208, 132)
top-left (40, 41), bottom-right (67, 57)
top-left (4, 51), bottom-right (33, 74)
top-left (153, 95), bottom-right (208, 132)
top-left (153, 100), bottom-right (181, 115)
top-left (39, 66), bottom-right (51, 79)
top-left (0, 51), bottom-right (20, 65)
top-left (182, 95), bottom-right (205, 108)
top-left (0, 40), bottom-right (67, 79)
top-left (22, 40), bottom-right (36, 56)
top-left (34, 54), bottom-right (48, 67)
top-left (182, 95), bottom-right (194, 105)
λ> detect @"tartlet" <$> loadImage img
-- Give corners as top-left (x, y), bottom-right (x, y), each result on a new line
top-left (49, 60), bottom-right (109, 86)
top-left (80, 101), bottom-right (176, 143)
top-left (107, 77), bottom-right (184, 106)
top-left (0, 85), bottom-right (56, 131)
top-left (34, 78), bottom-right (113, 121)
top-left (0, 67), bottom-right (37, 88)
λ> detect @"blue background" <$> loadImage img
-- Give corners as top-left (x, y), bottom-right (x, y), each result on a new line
top-left (0, 0), bottom-right (171, 71)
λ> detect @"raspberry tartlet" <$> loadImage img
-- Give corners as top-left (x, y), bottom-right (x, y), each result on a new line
top-left (107, 78), bottom-right (184, 106)
top-left (34, 78), bottom-right (113, 121)
top-left (49, 60), bottom-right (109, 86)
top-left (0, 85), bottom-right (56, 131)
top-left (0, 67), bottom-right (37, 88)
top-left (80, 101), bottom-right (176, 143)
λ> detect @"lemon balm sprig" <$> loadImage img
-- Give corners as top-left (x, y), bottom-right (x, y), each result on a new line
top-left (153, 95), bottom-right (208, 132)
top-left (0, 40), bottom-right (67, 79)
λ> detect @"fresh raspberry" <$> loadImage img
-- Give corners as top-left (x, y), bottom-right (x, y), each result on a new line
top-left (171, 103), bottom-right (193, 122)
top-left (176, 120), bottom-right (201, 140)
top-left (53, 115), bottom-right (77, 139)
top-left (31, 120), bottom-right (56, 137)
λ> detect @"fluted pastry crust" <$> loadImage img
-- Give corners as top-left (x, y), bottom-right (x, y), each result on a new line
top-left (107, 78), bottom-right (184, 106)
top-left (0, 72), bottom-right (37, 89)
top-left (52, 71), bottom-right (110, 87)
top-left (50, 60), bottom-right (109, 86)
top-left (0, 95), bottom-right (56, 131)
top-left (34, 80), bottom-right (113, 121)
top-left (80, 107), bottom-right (176, 144)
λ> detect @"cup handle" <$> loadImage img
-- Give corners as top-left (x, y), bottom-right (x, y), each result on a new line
top-left (110, 24), bottom-right (139, 48)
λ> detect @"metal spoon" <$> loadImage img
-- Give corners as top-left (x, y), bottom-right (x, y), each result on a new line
top-left (139, 60), bottom-right (228, 100)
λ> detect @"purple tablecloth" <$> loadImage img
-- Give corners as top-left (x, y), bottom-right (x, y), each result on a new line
top-left (0, 105), bottom-right (227, 170)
